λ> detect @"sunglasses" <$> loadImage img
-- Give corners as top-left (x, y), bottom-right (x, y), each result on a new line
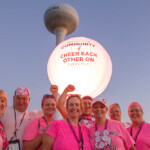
top-left (41, 94), bottom-right (56, 105)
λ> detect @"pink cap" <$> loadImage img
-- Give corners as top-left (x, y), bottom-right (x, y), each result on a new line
top-left (41, 94), bottom-right (56, 106)
top-left (92, 98), bottom-right (107, 108)
top-left (14, 87), bottom-right (30, 97)
top-left (128, 102), bottom-right (143, 111)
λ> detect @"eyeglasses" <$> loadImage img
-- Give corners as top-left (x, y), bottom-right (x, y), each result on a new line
top-left (128, 109), bottom-right (142, 113)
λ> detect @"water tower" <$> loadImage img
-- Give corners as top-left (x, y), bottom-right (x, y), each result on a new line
top-left (44, 3), bottom-right (79, 119)
top-left (44, 3), bottom-right (79, 45)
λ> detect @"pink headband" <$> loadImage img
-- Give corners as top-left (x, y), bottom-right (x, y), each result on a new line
top-left (41, 94), bottom-right (56, 105)
top-left (128, 102), bottom-right (143, 111)
top-left (14, 87), bottom-right (30, 97)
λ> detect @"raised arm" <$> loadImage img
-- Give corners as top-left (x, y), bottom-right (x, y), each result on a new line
top-left (57, 84), bottom-right (75, 119)
top-left (50, 85), bottom-right (58, 102)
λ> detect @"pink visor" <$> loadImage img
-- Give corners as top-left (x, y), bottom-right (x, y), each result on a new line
top-left (128, 102), bottom-right (143, 111)
top-left (41, 94), bottom-right (56, 105)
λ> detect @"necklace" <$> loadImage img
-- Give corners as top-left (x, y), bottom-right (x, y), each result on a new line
top-left (94, 119), bottom-right (111, 149)
top-left (130, 121), bottom-right (145, 144)
top-left (67, 118), bottom-right (84, 150)
top-left (10, 108), bottom-right (26, 141)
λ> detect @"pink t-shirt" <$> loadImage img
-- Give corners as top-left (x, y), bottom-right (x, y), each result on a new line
top-left (45, 120), bottom-right (91, 150)
top-left (89, 119), bottom-right (135, 150)
top-left (127, 122), bottom-right (150, 150)
top-left (23, 117), bottom-right (52, 150)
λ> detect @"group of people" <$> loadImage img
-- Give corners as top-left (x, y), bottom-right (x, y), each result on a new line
top-left (0, 84), bottom-right (150, 150)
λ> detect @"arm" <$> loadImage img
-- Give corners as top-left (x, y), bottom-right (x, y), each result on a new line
top-left (129, 145), bottom-right (136, 150)
top-left (50, 85), bottom-right (58, 102)
top-left (57, 84), bottom-right (75, 119)
top-left (24, 134), bottom-right (43, 150)
top-left (42, 134), bottom-right (54, 150)
top-left (24, 123), bottom-right (51, 150)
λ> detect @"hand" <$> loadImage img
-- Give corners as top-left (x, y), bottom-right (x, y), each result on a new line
top-left (65, 84), bottom-right (75, 93)
top-left (50, 85), bottom-right (58, 93)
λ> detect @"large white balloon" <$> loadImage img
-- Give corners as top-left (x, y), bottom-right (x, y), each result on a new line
top-left (47, 37), bottom-right (112, 97)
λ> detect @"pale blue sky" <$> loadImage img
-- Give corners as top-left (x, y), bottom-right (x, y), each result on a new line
top-left (0, 0), bottom-right (150, 123)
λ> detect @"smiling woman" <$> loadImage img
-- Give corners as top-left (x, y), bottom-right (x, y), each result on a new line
top-left (0, 90), bottom-right (8, 149)
top-left (23, 85), bottom-right (58, 150)
top-left (57, 84), bottom-right (95, 128)
top-left (42, 92), bottom-right (91, 150)
top-left (127, 102), bottom-right (150, 150)
top-left (108, 103), bottom-right (131, 128)
top-left (89, 98), bottom-right (136, 150)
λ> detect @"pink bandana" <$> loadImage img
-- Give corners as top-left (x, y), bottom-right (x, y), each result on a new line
top-left (128, 102), bottom-right (143, 111)
top-left (14, 87), bottom-right (30, 97)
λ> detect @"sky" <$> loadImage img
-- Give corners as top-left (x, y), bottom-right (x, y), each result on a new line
top-left (0, 0), bottom-right (150, 123)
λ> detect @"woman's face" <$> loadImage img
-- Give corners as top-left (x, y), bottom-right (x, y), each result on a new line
top-left (128, 105), bottom-right (143, 125)
top-left (92, 102), bottom-right (108, 119)
top-left (67, 97), bottom-right (82, 118)
top-left (109, 105), bottom-right (121, 121)
top-left (42, 98), bottom-right (56, 116)
top-left (0, 90), bottom-right (7, 113)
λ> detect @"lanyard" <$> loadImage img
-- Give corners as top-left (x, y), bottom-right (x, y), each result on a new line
top-left (10, 108), bottom-right (26, 141)
top-left (38, 117), bottom-right (48, 133)
top-left (42, 117), bottom-right (48, 125)
top-left (130, 121), bottom-right (144, 143)
top-left (67, 118), bottom-right (83, 150)
top-left (95, 119), bottom-right (108, 132)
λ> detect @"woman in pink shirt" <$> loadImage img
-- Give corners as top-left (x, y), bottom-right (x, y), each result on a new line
top-left (23, 85), bottom-right (58, 150)
top-left (89, 98), bottom-right (136, 150)
top-left (127, 101), bottom-right (150, 150)
top-left (57, 84), bottom-right (95, 128)
top-left (42, 94), bottom-right (91, 150)
top-left (108, 103), bottom-right (131, 128)
top-left (0, 90), bottom-right (8, 150)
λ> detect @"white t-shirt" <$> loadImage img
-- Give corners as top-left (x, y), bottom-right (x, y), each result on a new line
top-left (0, 106), bottom-right (43, 150)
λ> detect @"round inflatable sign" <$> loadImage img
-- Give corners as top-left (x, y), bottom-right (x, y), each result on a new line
top-left (47, 37), bottom-right (112, 97)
